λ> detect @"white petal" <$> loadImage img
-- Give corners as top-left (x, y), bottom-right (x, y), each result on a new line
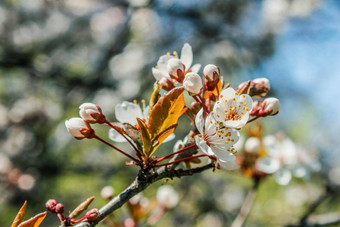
top-left (108, 128), bottom-right (126, 142)
top-left (157, 55), bottom-right (173, 67)
top-left (180, 43), bottom-right (193, 69)
top-left (163, 133), bottom-right (175, 143)
top-left (219, 87), bottom-right (237, 100)
top-left (274, 168), bottom-right (292, 185)
top-left (257, 157), bottom-right (280, 174)
top-left (219, 160), bottom-right (239, 170)
top-left (211, 147), bottom-right (236, 162)
top-left (152, 67), bottom-right (167, 80)
top-left (195, 135), bottom-right (214, 156)
top-left (190, 64), bottom-right (201, 73)
top-left (195, 109), bottom-right (204, 134)
top-left (115, 101), bottom-right (143, 125)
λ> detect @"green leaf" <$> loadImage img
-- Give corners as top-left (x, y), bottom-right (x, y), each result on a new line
top-left (18, 212), bottom-right (47, 227)
top-left (137, 118), bottom-right (152, 156)
top-left (148, 87), bottom-right (185, 150)
top-left (11, 201), bottom-right (27, 227)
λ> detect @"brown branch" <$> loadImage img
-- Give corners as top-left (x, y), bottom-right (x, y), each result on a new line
top-left (230, 179), bottom-right (260, 227)
top-left (72, 163), bottom-right (215, 227)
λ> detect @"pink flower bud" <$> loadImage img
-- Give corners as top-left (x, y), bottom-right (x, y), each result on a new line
top-left (167, 58), bottom-right (185, 82)
top-left (183, 72), bottom-right (203, 96)
top-left (65, 117), bottom-right (94, 139)
top-left (249, 78), bottom-right (270, 97)
top-left (79, 103), bottom-right (105, 123)
top-left (55, 203), bottom-right (65, 214)
top-left (46, 199), bottom-right (57, 213)
top-left (203, 64), bottom-right (220, 81)
top-left (261, 97), bottom-right (280, 116)
top-left (159, 77), bottom-right (175, 91)
top-left (85, 208), bottom-right (100, 221)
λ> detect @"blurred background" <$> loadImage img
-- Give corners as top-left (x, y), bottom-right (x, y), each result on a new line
top-left (1, 0), bottom-right (340, 226)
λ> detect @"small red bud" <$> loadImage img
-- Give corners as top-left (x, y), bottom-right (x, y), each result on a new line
top-left (85, 208), bottom-right (100, 221)
top-left (46, 199), bottom-right (57, 213)
top-left (55, 203), bottom-right (65, 214)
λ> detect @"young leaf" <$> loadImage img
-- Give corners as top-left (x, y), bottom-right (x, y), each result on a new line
top-left (148, 82), bottom-right (162, 115)
top-left (11, 201), bottom-right (27, 227)
top-left (150, 124), bottom-right (178, 155)
top-left (148, 87), bottom-right (185, 147)
top-left (137, 118), bottom-right (152, 156)
top-left (69, 196), bottom-right (95, 219)
top-left (18, 212), bottom-right (47, 227)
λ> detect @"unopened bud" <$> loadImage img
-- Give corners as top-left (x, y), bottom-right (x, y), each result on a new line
top-left (159, 77), bottom-right (175, 91)
top-left (65, 117), bottom-right (94, 139)
top-left (85, 208), bottom-right (100, 221)
top-left (183, 72), bottom-right (203, 95)
top-left (250, 100), bottom-right (261, 116)
top-left (167, 58), bottom-right (185, 83)
top-left (244, 137), bottom-right (261, 154)
top-left (190, 102), bottom-right (201, 115)
top-left (45, 199), bottom-right (57, 213)
top-left (79, 103), bottom-right (105, 123)
top-left (203, 64), bottom-right (220, 81)
top-left (249, 78), bottom-right (270, 97)
top-left (55, 203), bottom-right (65, 214)
top-left (260, 97), bottom-right (280, 116)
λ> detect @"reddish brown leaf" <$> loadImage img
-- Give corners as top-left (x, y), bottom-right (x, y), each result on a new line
top-left (18, 212), bottom-right (47, 227)
top-left (137, 118), bottom-right (152, 156)
top-left (11, 201), bottom-right (27, 227)
top-left (69, 196), bottom-right (95, 219)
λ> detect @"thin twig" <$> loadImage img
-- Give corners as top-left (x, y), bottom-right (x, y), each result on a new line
top-left (230, 179), bottom-right (260, 227)
top-left (73, 163), bottom-right (215, 227)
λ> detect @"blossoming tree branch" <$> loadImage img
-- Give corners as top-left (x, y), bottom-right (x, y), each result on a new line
top-left (17, 43), bottom-right (329, 227)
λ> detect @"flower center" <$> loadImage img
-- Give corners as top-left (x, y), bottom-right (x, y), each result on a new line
top-left (224, 107), bottom-right (241, 121)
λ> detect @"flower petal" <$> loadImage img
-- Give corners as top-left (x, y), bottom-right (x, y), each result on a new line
top-left (257, 157), bottom-right (280, 174)
top-left (219, 159), bottom-right (239, 170)
top-left (180, 43), bottom-right (193, 69)
top-left (108, 128), bottom-right (126, 142)
top-left (115, 101), bottom-right (143, 125)
top-left (152, 67), bottom-right (167, 80)
top-left (195, 109), bottom-right (204, 134)
top-left (163, 133), bottom-right (175, 143)
top-left (195, 135), bottom-right (214, 156)
top-left (274, 168), bottom-right (292, 185)
top-left (190, 64), bottom-right (201, 73)
top-left (211, 146), bottom-right (236, 162)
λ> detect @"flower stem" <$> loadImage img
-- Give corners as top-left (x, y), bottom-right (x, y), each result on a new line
top-left (193, 95), bottom-right (209, 115)
top-left (154, 154), bottom-right (207, 167)
top-left (155, 143), bottom-right (197, 162)
top-left (246, 116), bottom-right (260, 124)
top-left (105, 121), bottom-right (142, 159)
top-left (94, 135), bottom-right (139, 163)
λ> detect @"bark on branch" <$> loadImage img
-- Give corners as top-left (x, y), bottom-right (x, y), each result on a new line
top-left (73, 163), bottom-right (215, 227)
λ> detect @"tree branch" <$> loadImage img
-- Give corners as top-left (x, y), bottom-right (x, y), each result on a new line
top-left (73, 163), bottom-right (215, 227)
top-left (230, 179), bottom-right (260, 227)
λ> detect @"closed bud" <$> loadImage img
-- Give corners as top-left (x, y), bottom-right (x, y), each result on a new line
top-left (159, 77), bottom-right (175, 91)
top-left (249, 78), bottom-right (270, 97)
top-left (79, 103), bottom-right (105, 123)
top-left (85, 208), bottom-right (100, 221)
top-left (244, 137), bottom-right (261, 154)
top-left (167, 58), bottom-right (185, 83)
top-left (183, 72), bottom-right (203, 96)
top-left (65, 117), bottom-right (94, 139)
top-left (203, 64), bottom-right (220, 81)
top-left (45, 199), bottom-right (57, 213)
top-left (190, 102), bottom-right (201, 115)
top-left (260, 97), bottom-right (280, 116)
top-left (55, 203), bottom-right (65, 214)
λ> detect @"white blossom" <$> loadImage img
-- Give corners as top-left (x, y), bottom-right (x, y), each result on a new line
top-left (262, 97), bottom-right (280, 115)
top-left (244, 137), bottom-right (261, 154)
top-left (156, 185), bottom-right (179, 209)
top-left (183, 72), bottom-right (203, 95)
top-left (65, 117), bottom-right (88, 138)
top-left (194, 109), bottom-right (239, 167)
top-left (213, 87), bottom-right (253, 129)
top-left (79, 102), bottom-right (102, 122)
top-left (203, 64), bottom-right (220, 81)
